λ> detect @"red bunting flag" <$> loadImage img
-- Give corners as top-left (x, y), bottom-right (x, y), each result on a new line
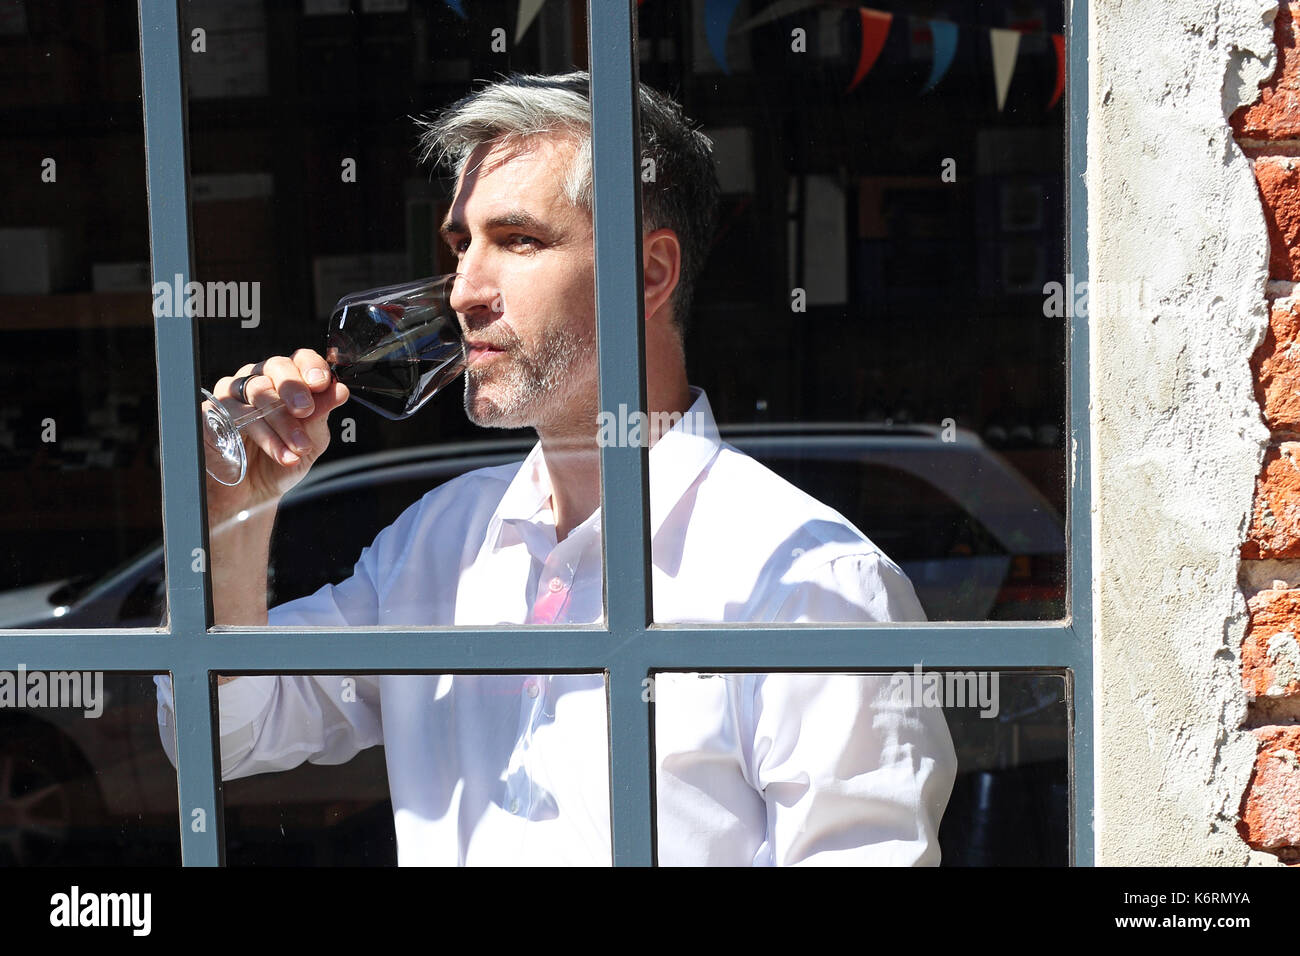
top-left (846, 8), bottom-right (893, 93)
top-left (1048, 33), bottom-right (1065, 109)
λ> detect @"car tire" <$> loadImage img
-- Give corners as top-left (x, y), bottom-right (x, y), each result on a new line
top-left (0, 717), bottom-right (107, 866)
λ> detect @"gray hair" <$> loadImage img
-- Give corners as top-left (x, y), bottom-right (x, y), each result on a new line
top-left (415, 71), bottom-right (720, 333)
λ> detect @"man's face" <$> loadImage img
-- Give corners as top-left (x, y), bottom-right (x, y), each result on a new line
top-left (442, 135), bottom-right (597, 434)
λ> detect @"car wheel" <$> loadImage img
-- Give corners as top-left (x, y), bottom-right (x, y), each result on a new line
top-left (0, 721), bottom-right (106, 866)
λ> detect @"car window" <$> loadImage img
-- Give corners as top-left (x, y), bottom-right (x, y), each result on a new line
top-left (755, 455), bottom-right (1005, 561)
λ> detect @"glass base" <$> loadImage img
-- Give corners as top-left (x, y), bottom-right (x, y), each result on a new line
top-left (200, 389), bottom-right (248, 486)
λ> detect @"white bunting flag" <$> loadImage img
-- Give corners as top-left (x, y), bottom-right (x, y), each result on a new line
top-left (989, 27), bottom-right (1021, 111)
top-left (516, 0), bottom-right (547, 43)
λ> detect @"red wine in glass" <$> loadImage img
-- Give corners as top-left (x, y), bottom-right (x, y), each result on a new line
top-left (201, 273), bottom-right (470, 485)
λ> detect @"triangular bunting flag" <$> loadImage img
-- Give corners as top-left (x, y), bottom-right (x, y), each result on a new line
top-left (1048, 33), bottom-right (1065, 109)
top-left (989, 27), bottom-right (1020, 111)
top-left (846, 8), bottom-right (892, 93)
top-left (704, 0), bottom-right (742, 74)
top-left (921, 19), bottom-right (958, 93)
top-left (516, 0), bottom-right (546, 42)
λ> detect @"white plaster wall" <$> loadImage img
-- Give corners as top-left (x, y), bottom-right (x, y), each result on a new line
top-left (1091, 0), bottom-right (1281, 863)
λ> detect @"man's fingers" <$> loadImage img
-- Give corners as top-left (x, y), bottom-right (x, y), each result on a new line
top-left (311, 379), bottom-right (350, 417)
top-left (209, 353), bottom-right (348, 475)
top-left (291, 349), bottom-right (334, 392)
top-left (241, 417), bottom-right (300, 466)
top-left (262, 355), bottom-right (315, 418)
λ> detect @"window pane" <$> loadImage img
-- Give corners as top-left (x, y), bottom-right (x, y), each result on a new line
top-left (181, 3), bottom-right (608, 630)
top-left (202, 672), bottom-right (609, 866)
top-left (651, 670), bottom-right (1068, 866)
top-left (0, 0), bottom-right (164, 628)
top-left (2, 672), bottom-right (180, 865)
top-left (637, 1), bottom-right (1067, 623)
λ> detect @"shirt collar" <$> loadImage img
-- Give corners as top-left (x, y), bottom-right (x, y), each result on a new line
top-left (487, 387), bottom-right (722, 551)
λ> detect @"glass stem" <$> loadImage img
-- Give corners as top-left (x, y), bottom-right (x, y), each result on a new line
top-left (230, 399), bottom-right (286, 430)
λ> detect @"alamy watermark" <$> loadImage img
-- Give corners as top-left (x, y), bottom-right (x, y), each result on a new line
top-left (596, 404), bottom-right (708, 448)
top-left (152, 273), bottom-right (261, 327)
top-left (0, 665), bottom-right (103, 718)
top-left (888, 664), bottom-right (1000, 718)
top-left (1042, 272), bottom-right (1148, 321)
top-left (49, 886), bottom-right (151, 936)
top-left (639, 669), bottom-right (1000, 718)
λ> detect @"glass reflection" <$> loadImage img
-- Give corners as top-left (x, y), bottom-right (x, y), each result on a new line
top-left (190, 673), bottom-right (610, 866)
top-left (652, 670), bottom-right (1068, 866)
top-left (640, 0), bottom-right (1068, 621)
top-left (2, 672), bottom-right (179, 865)
top-left (0, 0), bottom-right (163, 627)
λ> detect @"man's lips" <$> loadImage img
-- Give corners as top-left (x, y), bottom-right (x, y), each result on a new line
top-left (465, 341), bottom-right (507, 365)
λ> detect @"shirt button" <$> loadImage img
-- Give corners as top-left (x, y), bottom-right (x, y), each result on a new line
top-left (525, 680), bottom-right (539, 699)
top-left (548, 576), bottom-right (564, 593)
top-left (509, 799), bottom-right (520, 815)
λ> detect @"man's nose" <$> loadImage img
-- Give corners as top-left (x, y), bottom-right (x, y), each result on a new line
top-left (448, 271), bottom-right (502, 322)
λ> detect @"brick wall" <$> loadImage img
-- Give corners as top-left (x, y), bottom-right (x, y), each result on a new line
top-left (1233, 1), bottom-right (1300, 864)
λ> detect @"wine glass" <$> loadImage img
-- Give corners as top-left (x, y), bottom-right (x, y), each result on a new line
top-left (201, 272), bottom-right (471, 486)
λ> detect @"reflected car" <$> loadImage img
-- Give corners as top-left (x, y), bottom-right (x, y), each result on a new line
top-left (2, 423), bottom-right (1064, 627)
top-left (0, 423), bottom-right (1066, 864)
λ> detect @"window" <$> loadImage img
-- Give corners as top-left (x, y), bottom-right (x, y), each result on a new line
top-left (1, 0), bottom-right (1091, 866)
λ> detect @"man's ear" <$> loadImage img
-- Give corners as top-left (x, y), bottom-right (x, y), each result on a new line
top-left (643, 228), bottom-right (681, 327)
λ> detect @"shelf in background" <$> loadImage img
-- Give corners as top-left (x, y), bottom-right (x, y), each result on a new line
top-left (0, 292), bottom-right (153, 331)
top-left (0, 462), bottom-right (161, 532)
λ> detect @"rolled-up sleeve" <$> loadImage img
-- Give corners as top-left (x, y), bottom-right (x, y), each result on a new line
top-left (153, 539), bottom-right (388, 780)
top-left (748, 672), bottom-right (956, 865)
top-left (755, 551), bottom-right (954, 865)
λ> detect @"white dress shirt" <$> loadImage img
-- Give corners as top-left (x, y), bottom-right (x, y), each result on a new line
top-left (155, 388), bottom-right (956, 865)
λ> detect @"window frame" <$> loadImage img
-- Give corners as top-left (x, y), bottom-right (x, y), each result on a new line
top-left (1, 0), bottom-right (1092, 866)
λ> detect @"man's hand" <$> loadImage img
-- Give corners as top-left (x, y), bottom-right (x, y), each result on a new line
top-left (202, 349), bottom-right (349, 627)
top-left (204, 349), bottom-right (349, 526)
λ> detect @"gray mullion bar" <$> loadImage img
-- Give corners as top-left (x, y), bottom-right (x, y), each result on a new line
top-left (141, 0), bottom-right (208, 639)
top-left (607, 660), bottom-right (654, 865)
top-left (589, 0), bottom-right (653, 865)
top-left (0, 624), bottom-right (1084, 670)
top-left (590, 0), bottom-right (650, 633)
top-left (1066, 0), bottom-right (1094, 865)
top-left (167, 668), bottom-right (223, 865)
top-left (140, 0), bottom-right (221, 865)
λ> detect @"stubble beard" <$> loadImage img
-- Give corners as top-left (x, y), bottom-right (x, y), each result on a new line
top-left (463, 321), bottom-right (595, 432)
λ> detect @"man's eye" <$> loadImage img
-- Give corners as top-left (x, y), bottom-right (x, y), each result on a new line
top-left (508, 235), bottom-right (540, 250)
top-left (453, 239), bottom-right (470, 254)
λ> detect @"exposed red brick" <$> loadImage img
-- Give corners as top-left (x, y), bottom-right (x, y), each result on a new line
top-left (1237, 4), bottom-right (1300, 860)
top-left (1233, 2), bottom-right (1300, 140)
top-left (1243, 443), bottom-right (1300, 558)
top-left (1239, 727), bottom-right (1300, 850)
top-left (1252, 298), bottom-right (1300, 428)
top-left (1244, 588), bottom-right (1300, 698)
top-left (1255, 157), bottom-right (1300, 281)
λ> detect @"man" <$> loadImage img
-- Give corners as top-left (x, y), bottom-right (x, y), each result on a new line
top-left (156, 72), bottom-right (956, 865)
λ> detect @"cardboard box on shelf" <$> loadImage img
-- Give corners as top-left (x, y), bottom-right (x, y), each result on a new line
top-left (186, 28), bottom-right (269, 100)
top-left (92, 261), bottom-right (151, 293)
top-left (0, 228), bottom-right (78, 294)
top-left (0, 1), bottom-right (27, 36)
top-left (191, 172), bottom-right (273, 203)
top-left (192, 173), bottom-right (275, 263)
top-left (303, 0), bottom-right (350, 14)
top-left (312, 253), bottom-right (408, 319)
top-left (182, 0), bottom-right (266, 34)
top-left (405, 179), bottom-right (455, 279)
